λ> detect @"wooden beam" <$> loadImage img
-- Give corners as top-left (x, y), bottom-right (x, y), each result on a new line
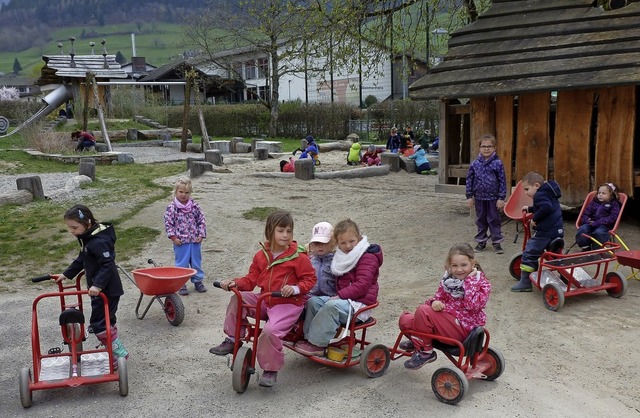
top-left (554, 89), bottom-right (595, 205)
top-left (495, 95), bottom-right (515, 192)
top-left (470, 97), bottom-right (496, 157)
top-left (438, 100), bottom-right (448, 186)
top-left (516, 92), bottom-right (550, 181)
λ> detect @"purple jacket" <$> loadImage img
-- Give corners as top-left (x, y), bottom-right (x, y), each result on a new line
top-left (164, 200), bottom-right (207, 243)
top-left (580, 198), bottom-right (621, 229)
top-left (465, 153), bottom-right (507, 201)
top-left (336, 244), bottom-right (382, 305)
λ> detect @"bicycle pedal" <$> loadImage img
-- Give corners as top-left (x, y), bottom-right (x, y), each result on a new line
top-left (48, 347), bottom-right (62, 354)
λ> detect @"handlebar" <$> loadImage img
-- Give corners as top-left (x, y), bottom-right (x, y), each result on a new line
top-left (32, 274), bottom-right (52, 283)
top-left (212, 281), bottom-right (283, 297)
top-left (147, 259), bottom-right (158, 267)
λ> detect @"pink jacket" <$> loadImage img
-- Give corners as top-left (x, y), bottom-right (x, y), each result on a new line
top-left (335, 244), bottom-right (383, 305)
top-left (426, 270), bottom-right (491, 332)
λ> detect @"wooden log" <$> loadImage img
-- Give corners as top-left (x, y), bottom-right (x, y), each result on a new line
top-left (126, 129), bottom-right (138, 141)
top-left (230, 137), bottom-right (244, 154)
top-left (295, 158), bottom-right (315, 180)
top-left (318, 141), bottom-right (352, 152)
top-left (16, 176), bottom-right (45, 200)
top-left (381, 152), bottom-right (400, 172)
top-left (315, 165), bottom-right (390, 179)
top-left (190, 161), bottom-right (214, 178)
top-left (251, 138), bottom-right (263, 152)
top-left (255, 148), bottom-right (269, 160)
top-left (79, 159), bottom-right (96, 180)
top-left (204, 149), bottom-right (224, 166)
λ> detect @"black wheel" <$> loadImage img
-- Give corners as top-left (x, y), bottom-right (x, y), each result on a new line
top-left (508, 252), bottom-right (522, 279)
top-left (431, 365), bottom-right (469, 405)
top-left (118, 357), bottom-right (128, 396)
top-left (482, 347), bottom-right (505, 381)
top-left (164, 294), bottom-right (185, 326)
top-left (542, 283), bottom-right (565, 311)
top-left (19, 367), bottom-right (32, 408)
top-left (360, 343), bottom-right (390, 378)
top-left (604, 271), bottom-right (627, 298)
top-left (232, 346), bottom-right (252, 393)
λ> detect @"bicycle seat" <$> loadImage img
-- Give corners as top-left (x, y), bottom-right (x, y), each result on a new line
top-left (59, 308), bottom-right (85, 325)
top-left (548, 237), bottom-right (564, 254)
top-left (433, 326), bottom-right (485, 357)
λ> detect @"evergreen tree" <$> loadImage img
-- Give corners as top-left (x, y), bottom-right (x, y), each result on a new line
top-left (13, 58), bottom-right (22, 74)
top-left (115, 51), bottom-right (127, 64)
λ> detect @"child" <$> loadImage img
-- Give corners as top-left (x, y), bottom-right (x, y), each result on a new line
top-left (347, 138), bottom-right (362, 166)
top-left (303, 222), bottom-right (338, 339)
top-left (465, 134), bottom-right (507, 254)
top-left (72, 130), bottom-right (96, 151)
top-left (408, 144), bottom-right (431, 174)
top-left (386, 127), bottom-right (401, 153)
top-left (164, 177), bottom-right (207, 295)
top-left (512, 171), bottom-right (564, 292)
top-left (54, 204), bottom-right (128, 366)
top-left (400, 126), bottom-right (415, 155)
top-left (209, 210), bottom-right (316, 387)
top-left (279, 157), bottom-right (295, 173)
top-left (398, 243), bottom-right (490, 369)
top-left (295, 219), bottom-right (382, 356)
top-left (361, 144), bottom-right (383, 166)
top-left (576, 183), bottom-right (622, 250)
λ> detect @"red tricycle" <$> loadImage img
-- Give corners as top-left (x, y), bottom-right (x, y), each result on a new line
top-left (19, 273), bottom-right (127, 408)
top-left (212, 283), bottom-right (391, 393)
top-left (119, 259), bottom-right (196, 326)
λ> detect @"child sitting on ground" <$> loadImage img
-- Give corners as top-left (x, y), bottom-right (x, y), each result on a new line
top-left (386, 127), bottom-right (401, 153)
top-left (347, 139), bottom-right (362, 166)
top-left (511, 171), bottom-right (564, 292)
top-left (398, 243), bottom-right (490, 369)
top-left (209, 210), bottom-right (316, 387)
top-left (361, 144), bottom-right (383, 166)
top-left (295, 219), bottom-right (382, 356)
top-left (576, 182), bottom-right (622, 250)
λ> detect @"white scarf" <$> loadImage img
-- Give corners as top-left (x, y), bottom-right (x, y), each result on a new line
top-left (331, 236), bottom-right (370, 275)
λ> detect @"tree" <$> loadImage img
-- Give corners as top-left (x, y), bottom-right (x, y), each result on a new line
top-left (115, 51), bottom-right (127, 64)
top-left (12, 57), bottom-right (22, 74)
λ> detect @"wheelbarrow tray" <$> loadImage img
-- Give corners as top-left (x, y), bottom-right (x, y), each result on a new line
top-left (615, 250), bottom-right (640, 269)
top-left (131, 267), bottom-right (196, 295)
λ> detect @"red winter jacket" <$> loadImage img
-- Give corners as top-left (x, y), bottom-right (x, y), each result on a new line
top-left (233, 241), bottom-right (317, 307)
top-left (335, 244), bottom-right (382, 305)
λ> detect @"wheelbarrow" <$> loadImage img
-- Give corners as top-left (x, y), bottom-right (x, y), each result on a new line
top-left (119, 259), bottom-right (196, 326)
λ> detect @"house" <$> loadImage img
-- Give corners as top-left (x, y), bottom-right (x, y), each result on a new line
top-left (0, 74), bottom-right (40, 99)
top-left (409, 0), bottom-right (640, 205)
top-left (120, 57), bottom-right (157, 80)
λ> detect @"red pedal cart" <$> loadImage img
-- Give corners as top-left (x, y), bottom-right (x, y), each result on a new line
top-left (19, 274), bottom-right (127, 408)
top-left (212, 283), bottom-right (390, 393)
top-left (119, 259), bottom-right (196, 326)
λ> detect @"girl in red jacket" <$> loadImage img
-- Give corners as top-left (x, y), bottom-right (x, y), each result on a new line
top-left (209, 210), bottom-right (316, 387)
top-left (398, 242), bottom-right (491, 369)
top-left (295, 218), bottom-right (383, 356)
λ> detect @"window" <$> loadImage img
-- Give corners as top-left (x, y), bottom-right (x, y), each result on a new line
top-left (245, 60), bottom-right (257, 80)
top-left (258, 58), bottom-right (269, 78)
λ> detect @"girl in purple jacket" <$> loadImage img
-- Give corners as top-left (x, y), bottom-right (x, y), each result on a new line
top-left (399, 243), bottom-right (491, 370)
top-left (164, 177), bottom-right (207, 295)
top-left (576, 182), bottom-right (622, 250)
top-left (295, 219), bottom-right (382, 356)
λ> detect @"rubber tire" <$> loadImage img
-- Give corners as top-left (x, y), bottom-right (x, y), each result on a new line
top-left (508, 252), bottom-right (523, 279)
top-left (360, 343), bottom-right (390, 378)
top-left (232, 346), bottom-right (252, 393)
top-left (604, 271), bottom-right (627, 298)
top-left (542, 283), bottom-right (565, 311)
top-left (431, 365), bottom-right (469, 405)
top-left (164, 294), bottom-right (185, 326)
top-left (19, 367), bottom-right (32, 408)
top-left (482, 347), bottom-right (505, 381)
top-left (118, 357), bottom-right (128, 396)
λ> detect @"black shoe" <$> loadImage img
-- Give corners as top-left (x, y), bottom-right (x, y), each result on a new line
top-left (493, 243), bottom-right (504, 254)
top-left (474, 243), bottom-right (486, 253)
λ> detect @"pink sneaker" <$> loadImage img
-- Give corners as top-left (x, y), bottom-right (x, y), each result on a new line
top-left (295, 340), bottom-right (325, 356)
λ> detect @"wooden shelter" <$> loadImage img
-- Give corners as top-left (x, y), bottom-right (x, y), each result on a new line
top-left (409, 0), bottom-right (640, 205)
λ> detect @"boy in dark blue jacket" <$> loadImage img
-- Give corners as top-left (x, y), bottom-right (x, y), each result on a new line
top-left (512, 172), bottom-right (564, 292)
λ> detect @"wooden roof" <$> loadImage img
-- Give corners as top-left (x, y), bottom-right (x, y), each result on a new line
top-left (37, 54), bottom-right (127, 85)
top-left (409, 0), bottom-right (640, 100)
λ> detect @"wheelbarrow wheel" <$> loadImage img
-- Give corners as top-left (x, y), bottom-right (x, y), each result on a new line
top-left (118, 357), bottom-right (129, 396)
top-left (542, 283), bottom-right (565, 311)
top-left (19, 367), bottom-right (32, 408)
top-left (605, 271), bottom-right (627, 298)
top-left (232, 346), bottom-right (253, 393)
top-left (431, 365), bottom-right (469, 405)
top-left (482, 346), bottom-right (505, 381)
top-left (164, 294), bottom-right (185, 326)
top-left (508, 252), bottom-right (522, 279)
top-left (360, 343), bottom-right (390, 378)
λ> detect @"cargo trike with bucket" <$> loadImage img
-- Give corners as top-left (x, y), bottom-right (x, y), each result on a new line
top-left (19, 273), bottom-right (127, 408)
top-left (119, 259), bottom-right (196, 326)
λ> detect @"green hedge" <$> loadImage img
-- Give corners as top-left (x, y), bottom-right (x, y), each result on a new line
top-left (0, 101), bottom-right (44, 123)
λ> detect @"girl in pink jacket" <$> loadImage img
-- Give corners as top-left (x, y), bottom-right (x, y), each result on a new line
top-left (399, 242), bottom-right (491, 369)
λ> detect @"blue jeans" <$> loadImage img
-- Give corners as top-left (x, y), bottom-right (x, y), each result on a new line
top-left (576, 224), bottom-right (610, 248)
top-left (173, 242), bottom-right (204, 282)
top-left (303, 296), bottom-right (351, 347)
top-left (521, 231), bottom-right (563, 273)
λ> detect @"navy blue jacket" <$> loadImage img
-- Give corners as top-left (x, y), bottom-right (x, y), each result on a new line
top-left (527, 181), bottom-right (564, 238)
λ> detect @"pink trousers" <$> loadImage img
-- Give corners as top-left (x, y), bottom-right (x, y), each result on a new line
top-left (398, 304), bottom-right (468, 352)
top-left (223, 291), bottom-right (303, 372)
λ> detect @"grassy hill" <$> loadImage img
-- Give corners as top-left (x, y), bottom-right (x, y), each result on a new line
top-left (0, 22), bottom-right (188, 77)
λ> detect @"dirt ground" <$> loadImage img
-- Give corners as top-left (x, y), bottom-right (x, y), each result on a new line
top-left (2, 150), bottom-right (640, 417)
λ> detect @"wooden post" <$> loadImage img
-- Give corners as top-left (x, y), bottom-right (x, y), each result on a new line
top-left (295, 157), bottom-right (314, 180)
top-left (381, 152), bottom-right (400, 172)
top-left (251, 138), bottom-right (263, 152)
top-left (16, 176), bottom-right (45, 200)
top-left (79, 158), bottom-right (96, 180)
top-left (126, 128), bottom-right (138, 141)
top-left (204, 149), bottom-right (224, 166)
top-left (255, 148), bottom-right (269, 160)
top-left (190, 161), bottom-right (213, 178)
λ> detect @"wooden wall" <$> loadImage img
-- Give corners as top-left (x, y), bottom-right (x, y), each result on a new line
top-left (495, 95), bottom-right (515, 194)
top-left (515, 92), bottom-right (551, 183)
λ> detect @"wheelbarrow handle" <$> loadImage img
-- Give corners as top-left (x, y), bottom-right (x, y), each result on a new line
top-left (32, 274), bottom-right (52, 283)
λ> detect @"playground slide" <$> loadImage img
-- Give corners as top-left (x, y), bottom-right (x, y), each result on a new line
top-left (0, 85), bottom-right (72, 138)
